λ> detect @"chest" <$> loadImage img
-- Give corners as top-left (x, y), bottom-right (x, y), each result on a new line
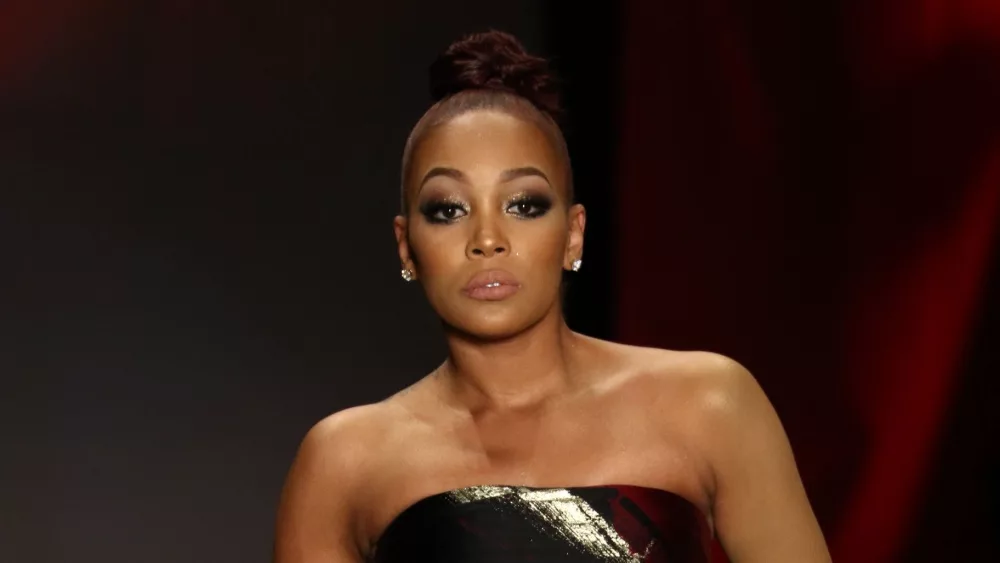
top-left (362, 425), bottom-right (712, 559)
top-left (360, 396), bottom-right (713, 551)
top-left (385, 398), bottom-right (702, 499)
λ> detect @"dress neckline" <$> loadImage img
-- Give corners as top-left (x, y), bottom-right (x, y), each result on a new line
top-left (371, 483), bottom-right (713, 551)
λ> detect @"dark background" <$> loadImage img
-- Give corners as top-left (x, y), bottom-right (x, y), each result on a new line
top-left (2, 1), bottom-right (997, 562)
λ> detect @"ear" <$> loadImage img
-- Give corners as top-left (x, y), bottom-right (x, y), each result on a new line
top-left (563, 203), bottom-right (586, 270)
top-left (393, 215), bottom-right (418, 280)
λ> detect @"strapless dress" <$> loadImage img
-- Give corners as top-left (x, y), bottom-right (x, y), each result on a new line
top-left (368, 484), bottom-right (712, 562)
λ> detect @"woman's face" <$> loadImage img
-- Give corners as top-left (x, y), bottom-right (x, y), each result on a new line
top-left (395, 110), bottom-right (585, 339)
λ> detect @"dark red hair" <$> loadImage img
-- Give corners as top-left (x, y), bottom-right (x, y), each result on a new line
top-left (399, 30), bottom-right (572, 210)
top-left (427, 30), bottom-right (562, 121)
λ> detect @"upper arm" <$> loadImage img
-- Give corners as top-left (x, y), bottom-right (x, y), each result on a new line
top-left (274, 412), bottom-right (370, 563)
top-left (693, 355), bottom-right (831, 563)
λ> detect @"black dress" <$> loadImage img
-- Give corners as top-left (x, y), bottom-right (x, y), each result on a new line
top-left (368, 484), bottom-right (711, 562)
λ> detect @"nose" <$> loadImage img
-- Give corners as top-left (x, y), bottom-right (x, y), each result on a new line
top-left (466, 216), bottom-right (509, 259)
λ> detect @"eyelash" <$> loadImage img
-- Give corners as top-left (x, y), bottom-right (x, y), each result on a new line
top-left (507, 195), bottom-right (552, 219)
top-left (419, 195), bottom-right (553, 224)
top-left (420, 201), bottom-right (468, 224)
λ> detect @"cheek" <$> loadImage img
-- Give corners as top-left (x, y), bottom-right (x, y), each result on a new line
top-left (408, 224), bottom-right (466, 273)
top-left (512, 221), bottom-right (567, 264)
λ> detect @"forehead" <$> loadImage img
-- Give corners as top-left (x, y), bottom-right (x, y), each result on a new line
top-left (407, 110), bottom-right (566, 191)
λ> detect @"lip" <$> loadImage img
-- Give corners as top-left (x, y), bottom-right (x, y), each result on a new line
top-left (462, 268), bottom-right (522, 301)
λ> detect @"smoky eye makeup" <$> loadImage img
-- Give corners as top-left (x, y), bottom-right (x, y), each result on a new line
top-left (418, 196), bottom-right (469, 224)
top-left (505, 191), bottom-right (554, 219)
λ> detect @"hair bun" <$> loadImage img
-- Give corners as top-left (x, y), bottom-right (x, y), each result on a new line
top-left (428, 30), bottom-right (561, 119)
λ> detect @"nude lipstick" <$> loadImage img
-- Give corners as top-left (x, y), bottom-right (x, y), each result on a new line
top-left (463, 269), bottom-right (521, 301)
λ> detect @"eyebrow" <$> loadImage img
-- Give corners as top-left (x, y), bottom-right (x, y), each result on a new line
top-left (499, 166), bottom-right (550, 185)
top-left (418, 166), bottom-right (551, 191)
top-left (419, 167), bottom-right (467, 189)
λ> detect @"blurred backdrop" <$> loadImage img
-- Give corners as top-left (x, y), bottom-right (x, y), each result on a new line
top-left (2, 1), bottom-right (997, 562)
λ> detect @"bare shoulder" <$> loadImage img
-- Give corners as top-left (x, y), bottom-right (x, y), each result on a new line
top-left (604, 344), bottom-right (781, 462)
top-left (605, 342), bottom-right (766, 414)
top-left (274, 400), bottom-right (413, 562)
top-left (659, 349), bottom-right (766, 412)
top-left (610, 345), bottom-right (830, 561)
top-left (659, 349), bottom-right (774, 437)
top-left (293, 377), bottom-right (436, 472)
top-left (295, 402), bottom-right (397, 477)
top-left (657, 350), bottom-right (774, 430)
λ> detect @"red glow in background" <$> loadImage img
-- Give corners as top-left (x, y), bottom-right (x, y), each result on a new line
top-left (619, 1), bottom-right (999, 561)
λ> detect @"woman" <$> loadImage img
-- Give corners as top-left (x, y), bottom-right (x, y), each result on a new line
top-left (274, 31), bottom-right (831, 563)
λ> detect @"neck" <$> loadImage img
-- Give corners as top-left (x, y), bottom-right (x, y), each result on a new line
top-left (439, 308), bottom-right (585, 412)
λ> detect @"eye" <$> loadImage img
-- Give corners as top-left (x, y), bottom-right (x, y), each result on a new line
top-left (420, 201), bottom-right (468, 224)
top-left (507, 195), bottom-right (552, 219)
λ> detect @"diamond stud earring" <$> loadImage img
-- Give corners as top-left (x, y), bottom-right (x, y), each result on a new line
top-left (571, 259), bottom-right (582, 272)
top-left (401, 268), bottom-right (414, 282)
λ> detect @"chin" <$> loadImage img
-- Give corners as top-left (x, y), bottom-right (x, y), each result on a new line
top-left (446, 309), bottom-right (540, 341)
